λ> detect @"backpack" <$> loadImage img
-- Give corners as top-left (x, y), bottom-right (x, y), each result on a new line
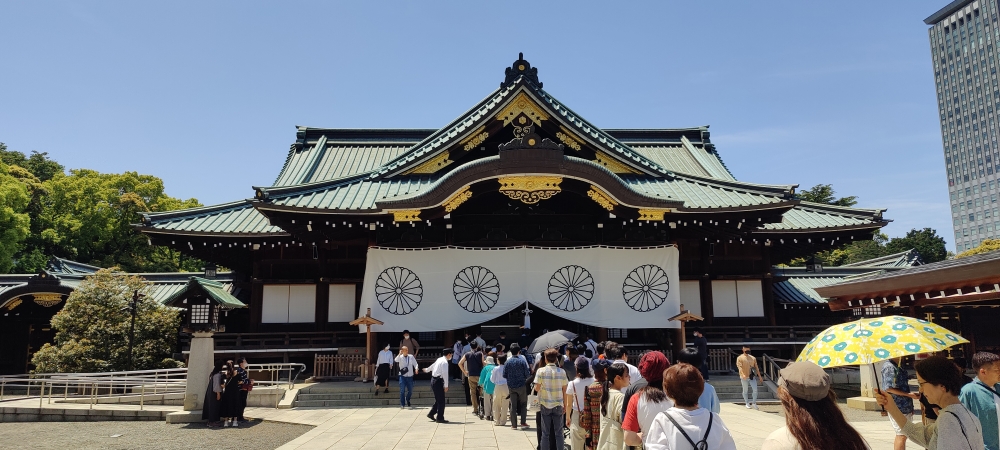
top-left (664, 411), bottom-right (715, 450)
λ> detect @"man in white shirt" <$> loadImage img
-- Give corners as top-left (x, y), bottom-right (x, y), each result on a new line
top-left (606, 342), bottom-right (642, 386)
top-left (490, 354), bottom-right (510, 426)
top-left (423, 347), bottom-right (453, 423)
top-left (473, 331), bottom-right (487, 351)
top-left (564, 356), bottom-right (595, 450)
top-left (580, 334), bottom-right (598, 359)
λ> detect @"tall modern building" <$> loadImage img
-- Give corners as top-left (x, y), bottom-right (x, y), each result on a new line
top-left (926, 0), bottom-right (1000, 251)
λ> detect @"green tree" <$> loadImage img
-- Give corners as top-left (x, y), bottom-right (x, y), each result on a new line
top-left (0, 160), bottom-right (31, 272)
top-left (31, 269), bottom-right (182, 373)
top-left (0, 143), bottom-right (64, 181)
top-left (884, 228), bottom-right (948, 263)
top-left (796, 184), bottom-right (858, 207)
top-left (956, 238), bottom-right (1000, 258)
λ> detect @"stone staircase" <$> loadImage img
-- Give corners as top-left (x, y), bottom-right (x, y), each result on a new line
top-left (294, 380), bottom-right (468, 408)
top-left (707, 376), bottom-right (777, 403)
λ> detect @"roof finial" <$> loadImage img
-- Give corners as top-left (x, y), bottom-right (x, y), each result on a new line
top-left (501, 53), bottom-right (542, 89)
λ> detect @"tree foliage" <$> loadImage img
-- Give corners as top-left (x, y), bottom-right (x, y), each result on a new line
top-left (796, 184), bottom-right (858, 207)
top-left (31, 269), bottom-right (183, 373)
top-left (789, 228), bottom-right (949, 266)
top-left (0, 160), bottom-right (31, 272)
top-left (956, 238), bottom-right (1000, 258)
top-left (0, 143), bottom-right (203, 273)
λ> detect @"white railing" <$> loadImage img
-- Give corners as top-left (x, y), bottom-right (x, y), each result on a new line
top-left (0, 363), bottom-right (305, 410)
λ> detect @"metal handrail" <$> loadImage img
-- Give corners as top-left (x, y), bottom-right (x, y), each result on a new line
top-left (761, 354), bottom-right (792, 384)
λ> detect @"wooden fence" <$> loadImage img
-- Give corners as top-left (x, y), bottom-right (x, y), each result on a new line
top-left (313, 354), bottom-right (366, 379)
top-left (708, 348), bottom-right (734, 373)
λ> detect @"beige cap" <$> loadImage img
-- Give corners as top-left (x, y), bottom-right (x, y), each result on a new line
top-left (778, 361), bottom-right (831, 401)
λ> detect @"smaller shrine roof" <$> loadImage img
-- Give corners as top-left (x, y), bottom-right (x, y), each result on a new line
top-left (756, 202), bottom-right (885, 232)
top-left (139, 200), bottom-right (288, 236)
top-left (161, 276), bottom-right (246, 309)
top-left (772, 249), bottom-right (923, 304)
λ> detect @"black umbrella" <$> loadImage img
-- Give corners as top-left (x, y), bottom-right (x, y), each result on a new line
top-left (527, 330), bottom-right (578, 354)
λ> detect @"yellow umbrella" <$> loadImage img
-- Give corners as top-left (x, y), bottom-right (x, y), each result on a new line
top-left (796, 315), bottom-right (968, 368)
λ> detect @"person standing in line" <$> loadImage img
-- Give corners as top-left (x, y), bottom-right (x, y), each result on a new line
top-left (374, 344), bottom-right (394, 395)
top-left (395, 345), bottom-right (418, 408)
top-left (460, 341), bottom-right (485, 416)
top-left (622, 351), bottom-right (673, 448)
top-left (236, 357), bottom-right (253, 422)
top-left (399, 330), bottom-right (420, 356)
top-left (202, 361), bottom-right (224, 427)
top-left (642, 364), bottom-right (737, 450)
top-left (451, 339), bottom-right (465, 381)
top-left (675, 347), bottom-right (720, 413)
top-left (504, 343), bottom-right (532, 429)
top-left (220, 360), bottom-right (245, 427)
top-left (882, 357), bottom-right (920, 450)
top-left (692, 329), bottom-right (709, 381)
top-left (480, 355), bottom-right (497, 421)
top-left (496, 331), bottom-right (510, 351)
top-left (605, 342), bottom-right (642, 386)
top-left (564, 346), bottom-right (580, 381)
top-left (474, 331), bottom-right (487, 351)
top-left (596, 362), bottom-right (630, 450)
top-left (596, 342), bottom-right (606, 360)
top-left (491, 354), bottom-right (510, 426)
top-left (581, 334), bottom-right (598, 360)
top-left (762, 361), bottom-right (869, 450)
top-left (959, 352), bottom-right (1000, 450)
top-left (535, 349), bottom-right (569, 450)
top-left (876, 355), bottom-right (985, 450)
top-left (736, 345), bottom-right (759, 410)
top-left (583, 358), bottom-right (612, 450)
top-left (566, 356), bottom-right (596, 450)
top-left (423, 347), bottom-right (453, 423)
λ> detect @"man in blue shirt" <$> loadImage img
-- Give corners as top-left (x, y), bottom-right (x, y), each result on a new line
top-left (882, 358), bottom-right (919, 450)
top-left (503, 343), bottom-right (531, 429)
top-left (960, 352), bottom-right (1000, 450)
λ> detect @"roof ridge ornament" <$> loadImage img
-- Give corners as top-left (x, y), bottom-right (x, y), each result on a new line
top-left (498, 124), bottom-right (563, 151)
top-left (501, 52), bottom-right (542, 89)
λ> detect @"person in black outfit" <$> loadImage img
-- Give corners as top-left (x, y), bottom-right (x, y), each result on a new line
top-left (236, 357), bottom-right (252, 422)
top-left (496, 331), bottom-right (510, 352)
top-left (220, 360), bottom-right (246, 427)
top-left (202, 361), bottom-right (224, 427)
top-left (692, 329), bottom-right (710, 381)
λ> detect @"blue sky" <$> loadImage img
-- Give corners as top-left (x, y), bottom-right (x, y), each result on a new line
top-left (0, 1), bottom-right (955, 248)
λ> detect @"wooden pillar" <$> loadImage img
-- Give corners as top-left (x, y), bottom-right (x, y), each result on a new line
top-left (761, 243), bottom-right (776, 326)
top-left (596, 327), bottom-right (608, 343)
top-left (316, 282), bottom-right (330, 331)
top-left (249, 281), bottom-right (263, 332)
top-left (699, 242), bottom-right (714, 325)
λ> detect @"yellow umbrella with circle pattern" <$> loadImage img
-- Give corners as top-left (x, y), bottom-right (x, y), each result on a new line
top-left (796, 315), bottom-right (968, 415)
top-left (796, 315), bottom-right (968, 367)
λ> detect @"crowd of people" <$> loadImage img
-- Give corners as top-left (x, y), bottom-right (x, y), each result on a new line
top-left (201, 357), bottom-right (254, 428)
top-left (325, 329), bottom-right (1000, 450)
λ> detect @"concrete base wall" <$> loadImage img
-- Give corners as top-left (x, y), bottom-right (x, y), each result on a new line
top-left (0, 407), bottom-right (169, 422)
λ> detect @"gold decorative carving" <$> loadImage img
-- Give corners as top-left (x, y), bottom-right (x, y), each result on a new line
top-left (587, 186), bottom-right (618, 211)
top-left (498, 176), bottom-right (562, 204)
top-left (7, 298), bottom-right (22, 310)
top-left (637, 209), bottom-right (672, 221)
top-left (462, 131), bottom-right (489, 151)
top-left (496, 92), bottom-right (549, 127)
top-left (392, 210), bottom-right (421, 222)
top-left (33, 293), bottom-right (63, 308)
top-left (443, 186), bottom-right (473, 212)
top-left (595, 152), bottom-right (640, 174)
top-left (556, 126), bottom-right (582, 151)
top-left (405, 152), bottom-right (453, 174)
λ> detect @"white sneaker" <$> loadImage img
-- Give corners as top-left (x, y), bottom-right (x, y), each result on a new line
top-left (224, 420), bottom-right (231, 427)
top-left (745, 403), bottom-right (751, 409)
top-left (233, 420), bottom-right (239, 427)
top-left (753, 403), bottom-right (759, 410)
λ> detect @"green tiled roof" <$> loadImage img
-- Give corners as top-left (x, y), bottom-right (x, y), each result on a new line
top-left (622, 175), bottom-right (792, 209)
top-left (273, 139), bottom-right (413, 187)
top-left (140, 201), bottom-right (288, 236)
top-left (161, 276), bottom-right (246, 309)
top-left (773, 276), bottom-right (846, 304)
top-left (757, 202), bottom-right (885, 232)
top-left (841, 249), bottom-right (922, 268)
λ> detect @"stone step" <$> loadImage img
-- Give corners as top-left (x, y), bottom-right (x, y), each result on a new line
top-left (297, 392), bottom-right (464, 401)
top-left (294, 398), bottom-right (468, 408)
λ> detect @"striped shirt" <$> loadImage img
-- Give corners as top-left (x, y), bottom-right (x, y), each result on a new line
top-left (534, 363), bottom-right (568, 408)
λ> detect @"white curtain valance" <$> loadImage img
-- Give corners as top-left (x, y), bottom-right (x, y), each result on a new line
top-left (358, 246), bottom-right (680, 332)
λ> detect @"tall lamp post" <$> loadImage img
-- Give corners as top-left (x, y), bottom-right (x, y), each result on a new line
top-left (125, 290), bottom-right (146, 371)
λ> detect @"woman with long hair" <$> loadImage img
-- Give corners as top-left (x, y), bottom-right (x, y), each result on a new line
top-left (596, 362), bottom-right (630, 450)
top-left (583, 358), bottom-right (612, 449)
top-left (566, 356), bottom-right (596, 450)
top-left (763, 361), bottom-right (868, 450)
top-left (202, 361), bottom-right (224, 427)
top-left (876, 356), bottom-right (984, 450)
top-left (623, 351), bottom-right (672, 447)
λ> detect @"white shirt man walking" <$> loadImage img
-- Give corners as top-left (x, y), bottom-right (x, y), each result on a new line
top-left (424, 347), bottom-right (453, 423)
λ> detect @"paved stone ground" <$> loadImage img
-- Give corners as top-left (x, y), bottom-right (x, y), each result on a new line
top-left (0, 420), bottom-right (313, 450)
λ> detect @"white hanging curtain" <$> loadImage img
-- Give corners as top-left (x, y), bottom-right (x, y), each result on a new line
top-left (358, 245), bottom-right (680, 332)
